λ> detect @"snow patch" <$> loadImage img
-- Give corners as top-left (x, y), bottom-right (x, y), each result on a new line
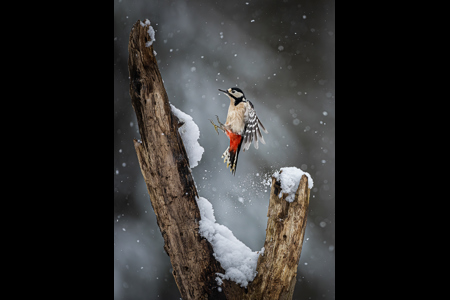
top-left (170, 104), bottom-right (204, 168)
top-left (140, 19), bottom-right (155, 47)
top-left (273, 167), bottom-right (313, 202)
top-left (196, 196), bottom-right (264, 287)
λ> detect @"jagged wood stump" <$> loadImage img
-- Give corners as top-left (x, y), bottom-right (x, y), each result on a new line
top-left (246, 176), bottom-right (310, 299)
top-left (128, 20), bottom-right (310, 300)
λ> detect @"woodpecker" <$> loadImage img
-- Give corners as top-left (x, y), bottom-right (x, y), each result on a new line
top-left (209, 87), bottom-right (268, 175)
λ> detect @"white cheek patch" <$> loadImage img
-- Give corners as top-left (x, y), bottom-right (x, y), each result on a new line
top-left (230, 90), bottom-right (243, 98)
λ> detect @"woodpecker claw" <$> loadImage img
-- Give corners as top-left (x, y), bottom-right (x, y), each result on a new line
top-left (209, 119), bottom-right (220, 135)
top-left (210, 116), bottom-right (227, 135)
top-left (215, 115), bottom-right (224, 127)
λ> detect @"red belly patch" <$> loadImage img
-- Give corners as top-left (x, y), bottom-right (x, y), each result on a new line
top-left (226, 130), bottom-right (242, 152)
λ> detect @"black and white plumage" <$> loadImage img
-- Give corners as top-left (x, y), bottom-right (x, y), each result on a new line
top-left (242, 100), bottom-right (268, 151)
top-left (209, 87), bottom-right (268, 175)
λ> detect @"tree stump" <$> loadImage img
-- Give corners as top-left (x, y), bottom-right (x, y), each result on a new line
top-left (245, 175), bottom-right (310, 299)
top-left (128, 20), bottom-right (310, 300)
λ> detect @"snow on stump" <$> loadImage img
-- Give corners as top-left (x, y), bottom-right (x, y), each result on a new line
top-left (196, 196), bottom-right (265, 288)
top-left (247, 167), bottom-right (312, 299)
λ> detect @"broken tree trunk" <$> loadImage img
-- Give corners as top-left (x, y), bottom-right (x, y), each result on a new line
top-left (128, 20), bottom-right (239, 300)
top-left (245, 175), bottom-right (310, 300)
top-left (128, 20), bottom-right (310, 300)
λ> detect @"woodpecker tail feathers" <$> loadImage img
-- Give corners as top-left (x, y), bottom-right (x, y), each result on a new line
top-left (222, 146), bottom-right (241, 175)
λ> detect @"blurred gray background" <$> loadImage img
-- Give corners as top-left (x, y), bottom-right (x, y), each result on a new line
top-left (114, 0), bottom-right (334, 299)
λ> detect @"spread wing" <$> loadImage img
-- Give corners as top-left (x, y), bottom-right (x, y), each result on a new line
top-left (242, 100), bottom-right (268, 151)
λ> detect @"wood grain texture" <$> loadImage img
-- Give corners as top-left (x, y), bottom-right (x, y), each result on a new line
top-left (128, 20), bottom-right (235, 300)
top-left (128, 20), bottom-right (310, 300)
top-left (245, 175), bottom-right (310, 299)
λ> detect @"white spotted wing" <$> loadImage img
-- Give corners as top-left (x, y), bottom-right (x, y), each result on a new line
top-left (242, 100), bottom-right (268, 151)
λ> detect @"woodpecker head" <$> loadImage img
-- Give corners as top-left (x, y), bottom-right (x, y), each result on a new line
top-left (218, 87), bottom-right (247, 106)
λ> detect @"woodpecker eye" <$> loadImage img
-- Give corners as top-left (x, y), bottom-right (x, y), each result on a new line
top-left (227, 88), bottom-right (244, 99)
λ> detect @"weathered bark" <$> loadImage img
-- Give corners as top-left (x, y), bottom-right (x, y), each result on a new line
top-left (128, 20), bottom-right (310, 300)
top-left (245, 175), bottom-right (310, 299)
top-left (128, 20), bottom-right (241, 300)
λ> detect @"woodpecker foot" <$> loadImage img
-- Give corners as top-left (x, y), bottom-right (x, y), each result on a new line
top-left (215, 115), bottom-right (225, 127)
top-left (209, 119), bottom-right (220, 135)
top-left (209, 116), bottom-right (225, 135)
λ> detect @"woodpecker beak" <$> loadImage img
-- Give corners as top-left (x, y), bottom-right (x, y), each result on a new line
top-left (218, 88), bottom-right (229, 95)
